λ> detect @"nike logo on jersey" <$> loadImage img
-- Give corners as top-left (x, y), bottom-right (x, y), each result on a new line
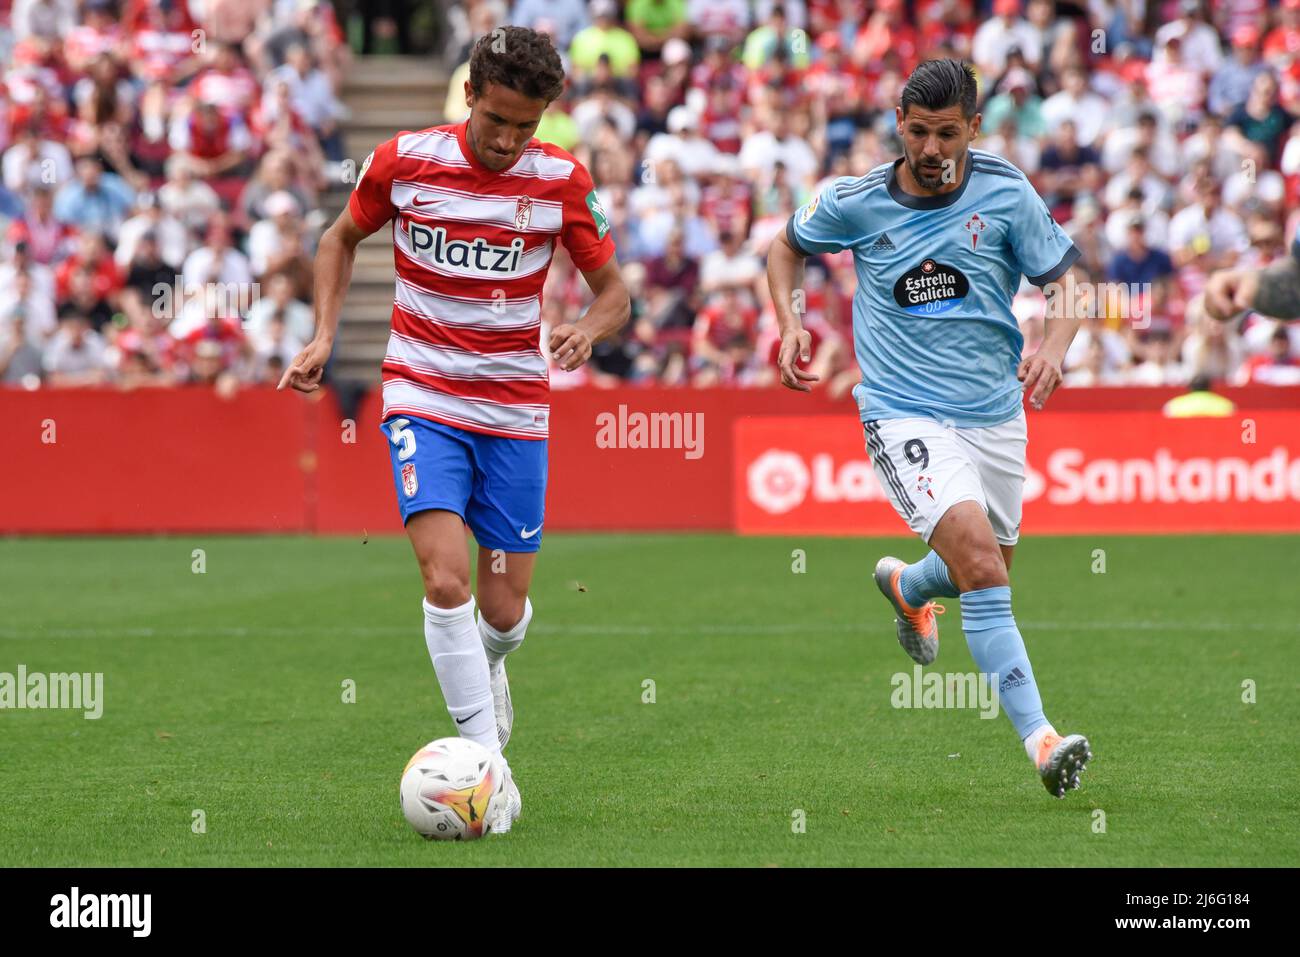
top-left (520, 524), bottom-right (542, 539)
top-left (408, 223), bottom-right (525, 273)
top-left (411, 194), bottom-right (438, 206)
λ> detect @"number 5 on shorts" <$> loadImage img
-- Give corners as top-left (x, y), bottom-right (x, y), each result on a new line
top-left (387, 418), bottom-right (417, 461)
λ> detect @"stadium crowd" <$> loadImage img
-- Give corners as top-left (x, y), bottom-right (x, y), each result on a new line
top-left (2, 0), bottom-right (1299, 393)
top-left (442, 0), bottom-right (1300, 392)
top-left (0, 0), bottom-right (350, 390)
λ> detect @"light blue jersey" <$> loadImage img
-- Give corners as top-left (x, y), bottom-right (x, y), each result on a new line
top-left (787, 148), bottom-right (1080, 428)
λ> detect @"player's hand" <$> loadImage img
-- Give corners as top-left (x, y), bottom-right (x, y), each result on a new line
top-left (1018, 350), bottom-right (1063, 411)
top-left (549, 323), bottom-right (592, 371)
top-left (278, 338), bottom-right (333, 393)
top-left (1204, 268), bottom-right (1258, 321)
top-left (777, 328), bottom-right (819, 392)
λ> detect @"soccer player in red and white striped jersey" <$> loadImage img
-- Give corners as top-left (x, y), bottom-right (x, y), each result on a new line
top-left (279, 27), bottom-right (630, 833)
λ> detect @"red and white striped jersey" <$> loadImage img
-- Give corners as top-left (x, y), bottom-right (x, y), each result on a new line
top-left (348, 122), bottom-right (615, 439)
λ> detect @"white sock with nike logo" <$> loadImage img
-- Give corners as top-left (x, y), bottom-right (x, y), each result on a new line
top-left (479, 598), bottom-right (532, 671)
top-left (423, 595), bottom-right (499, 756)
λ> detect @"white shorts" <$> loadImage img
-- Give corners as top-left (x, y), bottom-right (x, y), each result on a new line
top-left (864, 410), bottom-right (1027, 546)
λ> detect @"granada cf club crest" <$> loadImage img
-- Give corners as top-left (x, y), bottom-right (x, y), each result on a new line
top-left (401, 462), bottom-right (418, 497)
top-left (964, 212), bottom-right (986, 249)
top-left (514, 195), bottom-right (532, 231)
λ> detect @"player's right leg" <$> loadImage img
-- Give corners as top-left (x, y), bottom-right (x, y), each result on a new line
top-left (382, 417), bottom-right (504, 760)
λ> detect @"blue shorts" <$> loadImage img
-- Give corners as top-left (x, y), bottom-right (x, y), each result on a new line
top-left (381, 415), bottom-right (547, 552)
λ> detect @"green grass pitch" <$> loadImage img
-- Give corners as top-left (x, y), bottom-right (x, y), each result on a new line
top-left (1, 533), bottom-right (1297, 867)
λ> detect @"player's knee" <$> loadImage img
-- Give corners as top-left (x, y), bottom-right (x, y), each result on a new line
top-left (960, 551), bottom-right (1010, 591)
top-left (479, 597), bottom-right (526, 633)
top-left (422, 568), bottom-right (471, 609)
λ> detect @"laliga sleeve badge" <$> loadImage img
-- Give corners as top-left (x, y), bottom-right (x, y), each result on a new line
top-left (799, 191), bottom-right (822, 224)
top-left (401, 462), bottom-right (418, 497)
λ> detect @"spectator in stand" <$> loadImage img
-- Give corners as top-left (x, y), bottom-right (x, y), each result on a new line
top-left (570, 1), bottom-right (640, 88)
top-left (6, 185), bottom-right (70, 264)
top-left (43, 310), bottom-right (109, 386)
top-left (240, 148), bottom-right (316, 227)
top-left (972, 0), bottom-right (1041, 78)
top-left (158, 152), bottom-right (222, 235)
top-left (189, 41), bottom-right (260, 121)
top-left (1145, 30), bottom-right (1207, 129)
top-left (246, 271), bottom-right (315, 350)
top-left (1041, 66), bottom-right (1108, 148)
top-left (2, 120), bottom-right (73, 195)
top-left (743, 5), bottom-right (810, 71)
top-left (1037, 119), bottom-right (1102, 216)
top-left (115, 191), bottom-right (188, 271)
top-left (52, 155), bottom-right (136, 241)
top-left (265, 42), bottom-right (347, 161)
top-left (688, 0), bottom-right (751, 46)
top-left (0, 308), bottom-right (45, 385)
top-left (181, 219), bottom-right (252, 296)
top-left (1209, 24), bottom-right (1269, 119)
top-left (1224, 72), bottom-right (1293, 169)
top-left (246, 191), bottom-right (313, 299)
top-left (167, 100), bottom-right (255, 203)
top-left (1130, 328), bottom-right (1189, 386)
top-left (981, 68), bottom-right (1047, 140)
top-left (1168, 176), bottom-right (1248, 272)
top-left (122, 229), bottom-right (176, 302)
top-left (510, 0), bottom-right (590, 50)
top-left (54, 230), bottom-right (120, 318)
top-left (1239, 324), bottom-right (1300, 385)
top-left (1108, 217), bottom-right (1175, 297)
top-left (625, 0), bottom-right (689, 53)
top-left (0, 267), bottom-right (58, 346)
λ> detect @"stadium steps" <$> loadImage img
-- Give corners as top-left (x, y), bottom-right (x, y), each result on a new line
top-left (328, 55), bottom-right (449, 386)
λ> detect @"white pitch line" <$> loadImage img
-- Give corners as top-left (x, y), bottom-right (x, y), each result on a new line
top-left (0, 619), bottom-right (1296, 640)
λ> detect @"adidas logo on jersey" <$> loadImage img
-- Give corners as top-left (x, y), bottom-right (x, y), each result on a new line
top-left (870, 232), bottom-right (896, 251)
top-left (408, 223), bottom-right (525, 273)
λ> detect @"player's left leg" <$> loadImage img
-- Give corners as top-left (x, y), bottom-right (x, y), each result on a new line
top-left (945, 413), bottom-right (1092, 797)
top-left (474, 547), bottom-right (536, 751)
top-left (462, 429), bottom-right (546, 757)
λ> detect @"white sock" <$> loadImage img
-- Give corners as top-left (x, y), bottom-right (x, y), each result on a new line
top-left (1024, 723), bottom-right (1058, 763)
top-left (422, 595), bottom-right (499, 756)
top-left (478, 597), bottom-right (533, 671)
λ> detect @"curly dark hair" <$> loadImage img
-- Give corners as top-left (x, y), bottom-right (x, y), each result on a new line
top-left (468, 26), bottom-right (566, 103)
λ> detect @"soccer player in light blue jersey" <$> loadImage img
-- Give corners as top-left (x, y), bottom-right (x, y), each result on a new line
top-left (767, 59), bottom-right (1092, 797)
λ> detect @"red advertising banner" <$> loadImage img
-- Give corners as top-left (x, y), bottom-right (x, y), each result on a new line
top-left (735, 412), bottom-right (1300, 535)
top-left (2, 387), bottom-right (1298, 534)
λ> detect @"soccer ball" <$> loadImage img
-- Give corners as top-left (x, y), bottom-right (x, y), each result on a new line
top-left (399, 737), bottom-right (507, 841)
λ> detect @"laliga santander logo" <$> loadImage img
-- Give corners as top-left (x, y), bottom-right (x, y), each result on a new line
top-left (747, 450), bottom-right (811, 514)
top-left (747, 449), bottom-right (889, 513)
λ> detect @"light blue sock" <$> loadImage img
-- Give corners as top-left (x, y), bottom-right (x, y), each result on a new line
top-left (959, 586), bottom-right (1048, 741)
top-left (899, 550), bottom-right (958, 607)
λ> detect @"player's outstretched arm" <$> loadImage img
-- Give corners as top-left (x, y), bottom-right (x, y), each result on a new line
top-left (1205, 257), bottom-right (1300, 322)
top-left (766, 229), bottom-right (819, 392)
top-left (1019, 264), bottom-right (1086, 411)
top-left (549, 257), bottom-right (631, 372)
top-left (278, 206), bottom-right (374, 393)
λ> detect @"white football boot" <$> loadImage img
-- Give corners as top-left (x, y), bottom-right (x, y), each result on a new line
top-left (490, 762), bottom-right (522, 835)
top-left (487, 661), bottom-right (513, 751)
